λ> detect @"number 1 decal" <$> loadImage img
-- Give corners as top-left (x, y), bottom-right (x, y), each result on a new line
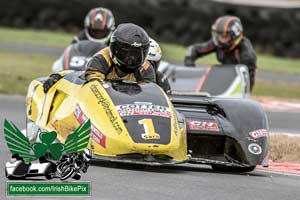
top-left (138, 119), bottom-right (160, 140)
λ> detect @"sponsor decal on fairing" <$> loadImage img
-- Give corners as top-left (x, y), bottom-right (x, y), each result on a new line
top-left (248, 143), bottom-right (262, 155)
top-left (74, 104), bottom-right (106, 148)
top-left (246, 137), bottom-right (258, 142)
top-left (115, 102), bottom-right (171, 118)
top-left (187, 119), bottom-right (220, 132)
top-left (249, 129), bottom-right (268, 139)
top-left (90, 84), bottom-right (123, 134)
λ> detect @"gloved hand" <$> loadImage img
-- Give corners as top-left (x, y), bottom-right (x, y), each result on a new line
top-left (43, 74), bottom-right (62, 93)
top-left (184, 56), bottom-right (195, 67)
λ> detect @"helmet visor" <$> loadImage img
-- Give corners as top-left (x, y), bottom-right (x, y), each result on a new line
top-left (88, 28), bottom-right (110, 39)
top-left (212, 30), bottom-right (233, 48)
top-left (115, 44), bottom-right (149, 69)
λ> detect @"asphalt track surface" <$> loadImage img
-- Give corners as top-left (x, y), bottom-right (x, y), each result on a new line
top-left (0, 95), bottom-right (300, 200)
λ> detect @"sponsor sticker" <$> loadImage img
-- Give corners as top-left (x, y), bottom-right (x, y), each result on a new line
top-left (115, 102), bottom-right (171, 118)
top-left (74, 104), bottom-right (106, 148)
top-left (90, 84), bottom-right (123, 135)
top-left (246, 137), bottom-right (258, 142)
top-left (249, 129), bottom-right (268, 139)
top-left (74, 105), bottom-right (81, 119)
top-left (131, 42), bottom-right (142, 47)
top-left (248, 143), bottom-right (262, 155)
top-left (187, 120), bottom-right (220, 132)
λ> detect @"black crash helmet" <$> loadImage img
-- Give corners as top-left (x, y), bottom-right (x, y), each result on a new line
top-left (211, 15), bottom-right (243, 50)
top-left (84, 7), bottom-right (115, 43)
top-left (110, 23), bottom-right (150, 70)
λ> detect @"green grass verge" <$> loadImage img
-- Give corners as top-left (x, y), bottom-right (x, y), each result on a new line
top-left (0, 51), bottom-right (53, 94)
top-left (161, 44), bottom-right (218, 65)
top-left (0, 27), bottom-right (299, 98)
top-left (0, 27), bottom-right (299, 75)
top-left (0, 27), bottom-right (71, 48)
top-left (0, 50), bottom-right (300, 99)
top-left (161, 43), bottom-right (300, 75)
top-left (252, 80), bottom-right (300, 99)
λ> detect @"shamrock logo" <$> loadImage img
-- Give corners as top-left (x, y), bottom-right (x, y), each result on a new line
top-left (32, 131), bottom-right (64, 160)
top-left (4, 119), bottom-right (91, 163)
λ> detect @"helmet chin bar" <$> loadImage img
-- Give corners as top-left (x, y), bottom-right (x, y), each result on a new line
top-left (112, 55), bottom-right (139, 75)
top-left (212, 33), bottom-right (243, 51)
top-left (85, 29), bottom-right (112, 44)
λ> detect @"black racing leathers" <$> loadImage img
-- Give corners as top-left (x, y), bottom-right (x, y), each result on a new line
top-left (184, 37), bottom-right (257, 91)
top-left (85, 47), bottom-right (172, 93)
top-left (148, 60), bottom-right (171, 93)
top-left (156, 71), bottom-right (171, 93)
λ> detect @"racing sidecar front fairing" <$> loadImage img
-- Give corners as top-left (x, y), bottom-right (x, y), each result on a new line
top-left (26, 71), bottom-right (188, 165)
top-left (171, 93), bottom-right (269, 172)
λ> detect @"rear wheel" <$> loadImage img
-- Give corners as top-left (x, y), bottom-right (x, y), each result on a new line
top-left (211, 165), bottom-right (256, 173)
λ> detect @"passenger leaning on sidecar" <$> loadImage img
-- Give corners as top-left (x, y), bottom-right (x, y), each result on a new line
top-left (184, 16), bottom-right (257, 91)
top-left (146, 38), bottom-right (171, 93)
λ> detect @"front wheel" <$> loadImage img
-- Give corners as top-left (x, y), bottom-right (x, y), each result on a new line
top-left (211, 165), bottom-right (256, 173)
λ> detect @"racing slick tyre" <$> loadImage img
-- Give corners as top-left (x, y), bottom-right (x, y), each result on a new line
top-left (211, 165), bottom-right (256, 173)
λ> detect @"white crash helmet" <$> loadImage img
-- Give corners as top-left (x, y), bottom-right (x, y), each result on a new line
top-left (146, 38), bottom-right (162, 62)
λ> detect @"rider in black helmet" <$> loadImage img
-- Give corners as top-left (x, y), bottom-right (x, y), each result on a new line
top-left (184, 16), bottom-right (257, 91)
top-left (71, 7), bottom-right (115, 45)
top-left (44, 24), bottom-right (154, 93)
top-left (84, 23), bottom-right (156, 83)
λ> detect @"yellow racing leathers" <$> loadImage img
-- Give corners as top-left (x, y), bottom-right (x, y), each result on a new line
top-left (85, 47), bottom-right (156, 83)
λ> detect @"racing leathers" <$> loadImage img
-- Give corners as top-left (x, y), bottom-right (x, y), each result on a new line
top-left (184, 37), bottom-right (257, 91)
top-left (85, 47), bottom-right (156, 83)
top-left (148, 60), bottom-right (171, 93)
